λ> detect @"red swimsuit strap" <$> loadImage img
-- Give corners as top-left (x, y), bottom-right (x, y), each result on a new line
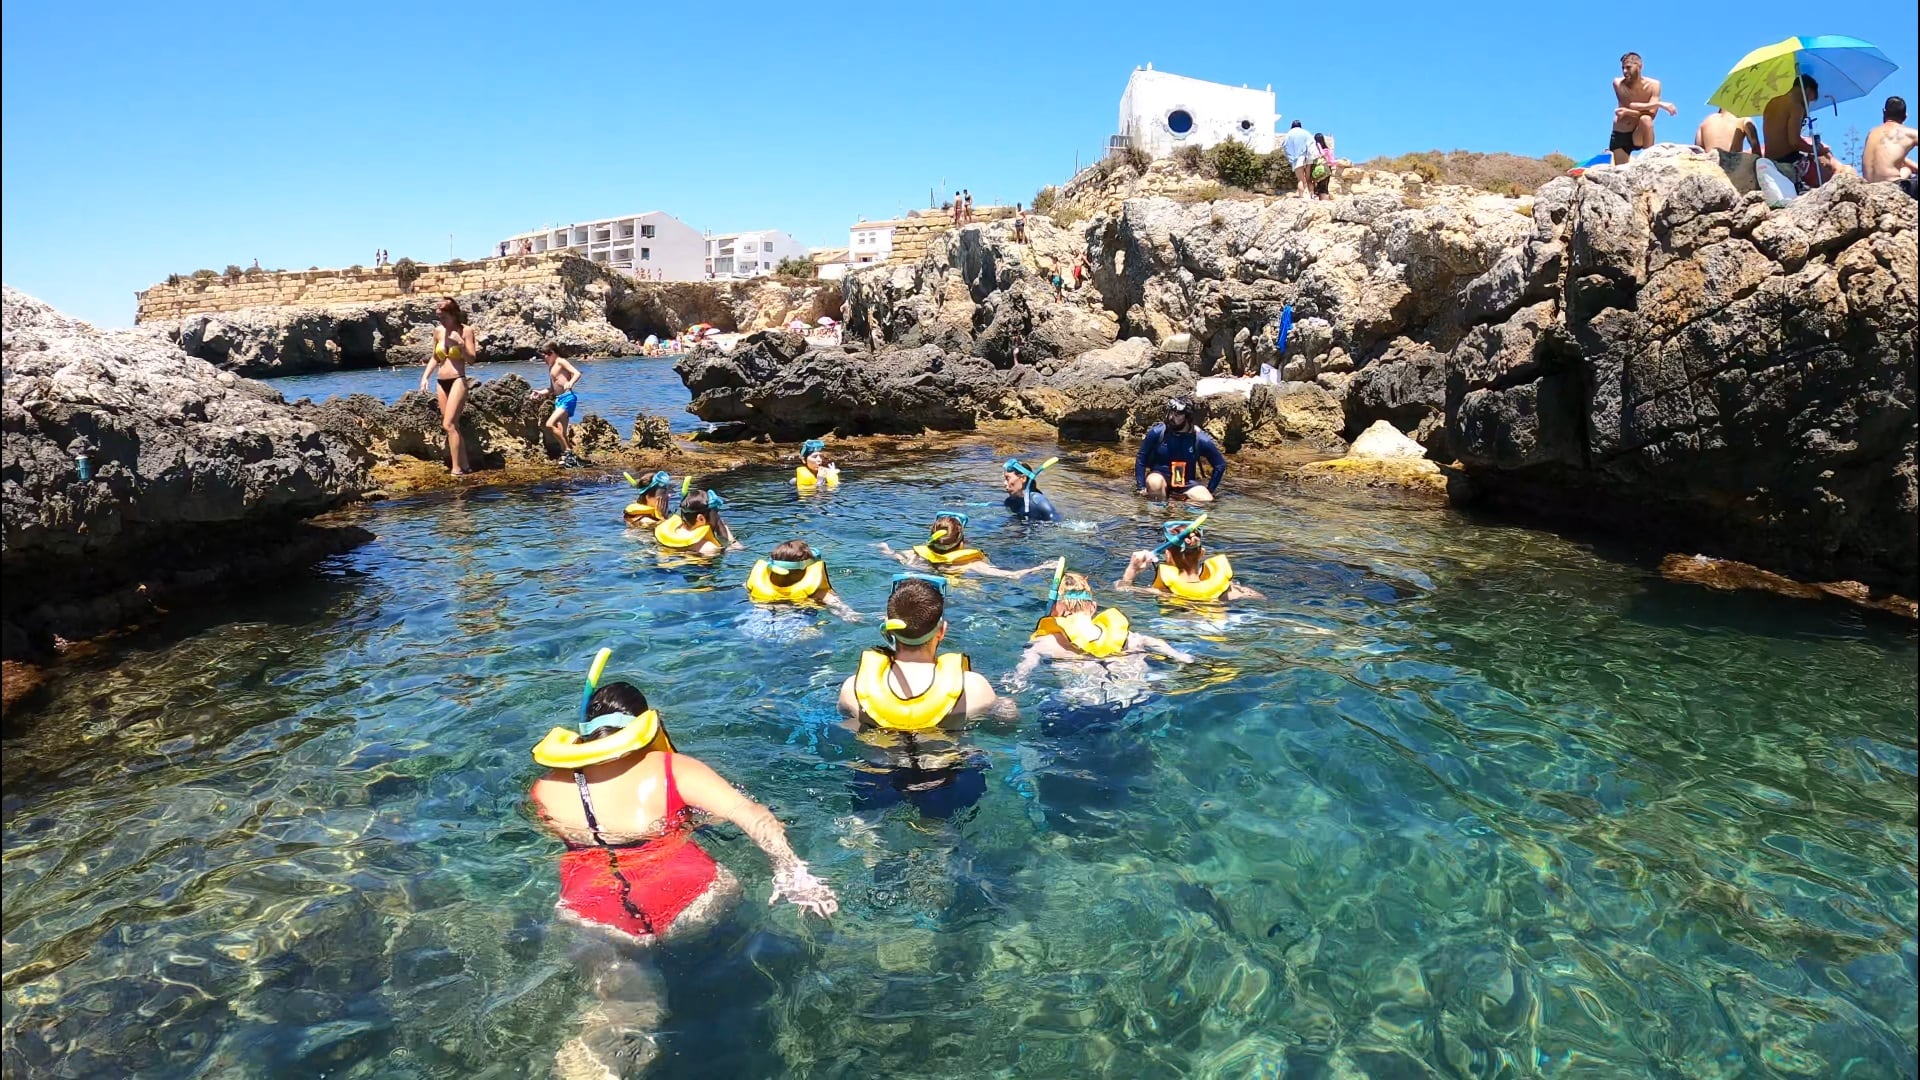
top-left (660, 752), bottom-right (687, 820)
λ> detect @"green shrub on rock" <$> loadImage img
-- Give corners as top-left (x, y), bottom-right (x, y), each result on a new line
top-left (393, 258), bottom-right (422, 289)
top-left (1032, 186), bottom-right (1058, 215)
top-left (1206, 141), bottom-right (1265, 190)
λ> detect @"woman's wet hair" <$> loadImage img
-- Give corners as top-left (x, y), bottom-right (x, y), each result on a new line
top-left (680, 490), bottom-right (712, 522)
top-left (887, 578), bottom-right (945, 642)
top-left (582, 681), bottom-right (650, 740)
top-left (436, 297), bottom-right (466, 326)
top-left (1049, 572), bottom-right (1097, 619)
top-left (928, 514), bottom-right (965, 554)
top-left (769, 539), bottom-right (817, 585)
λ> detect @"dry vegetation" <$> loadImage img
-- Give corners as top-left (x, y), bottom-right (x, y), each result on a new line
top-left (1359, 150), bottom-right (1578, 195)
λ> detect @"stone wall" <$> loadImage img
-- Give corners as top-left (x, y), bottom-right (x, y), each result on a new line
top-left (134, 255), bottom-right (605, 324)
top-left (885, 207), bottom-right (1015, 265)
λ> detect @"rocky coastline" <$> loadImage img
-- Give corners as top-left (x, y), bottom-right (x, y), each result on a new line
top-left (677, 155), bottom-right (1917, 599)
top-left (141, 266), bottom-right (841, 379)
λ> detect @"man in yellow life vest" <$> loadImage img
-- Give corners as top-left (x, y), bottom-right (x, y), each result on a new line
top-left (1005, 566), bottom-right (1193, 691)
top-left (836, 575), bottom-right (1002, 729)
top-left (1118, 518), bottom-right (1264, 603)
top-left (744, 539), bottom-right (859, 621)
top-left (877, 511), bottom-right (1052, 580)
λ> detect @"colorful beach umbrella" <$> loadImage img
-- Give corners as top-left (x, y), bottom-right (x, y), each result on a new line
top-left (1708, 35), bottom-right (1897, 117)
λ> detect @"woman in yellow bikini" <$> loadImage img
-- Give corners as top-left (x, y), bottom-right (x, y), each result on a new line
top-left (877, 512), bottom-right (1050, 580)
top-left (417, 297), bottom-right (476, 475)
top-left (1118, 517), bottom-right (1264, 602)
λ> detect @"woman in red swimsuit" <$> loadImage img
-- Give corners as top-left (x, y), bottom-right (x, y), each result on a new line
top-left (530, 663), bottom-right (836, 1073)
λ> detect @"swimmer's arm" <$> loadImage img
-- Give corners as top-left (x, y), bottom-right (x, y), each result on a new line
top-left (821, 590), bottom-right (860, 622)
top-left (1003, 645), bottom-right (1044, 692)
top-left (557, 358), bottom-right (582, 387)
top-left (1117, 549), bottom-right (1156, 589)
top-left (1226, 581), bottom-right (1266, 600)
top-left (675, 757), bottom-right (838, 917)
top-left (1131, 632), bottom-right (1195, 663)
top-left (962, 672), bottom-right (1018, 721)
top-left (459, 324), bottom-right (479, 362)
top-left (875, 542), bottom-right (916, 567)
top-left (964, 561), bottom-right (1028, 579)
top-left (418, 333), bottom-right (438, 391)
top-left (836, 676), bottom-right (859, 717)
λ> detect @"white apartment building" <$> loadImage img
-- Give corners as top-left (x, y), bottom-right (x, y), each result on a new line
top-left (848, 221), bottom-right (897, 265)
top-left (497, 211), bottom-right (704, 281)
top-left (704, 229), bottom-right (804, 278)
top-left (1114, 64), bottom-right (1279, 159)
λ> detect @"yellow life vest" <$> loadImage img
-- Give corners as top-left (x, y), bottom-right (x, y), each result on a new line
top-left (655, 517), bottom-right (713, 550)
top-left (854, 650), bottom-right (971, 731)
top-left (531, 710), bottom-right (676, 769)
top-left (912, 543), bottom-right (985, 567)
top-left (623, 502), bottom-right (663, 526)
top-left (1030, 608), bottom-right (1133, 658)
top-left (745, 559), bottom-right (828, 603)
top-left (794, 465), bottom-right (839, 489)
top-left (1156, 554), bottom-right (1234, 601)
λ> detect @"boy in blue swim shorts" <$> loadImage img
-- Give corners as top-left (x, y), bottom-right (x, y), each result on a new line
top-left (534, 341), bottom-right (585, 466)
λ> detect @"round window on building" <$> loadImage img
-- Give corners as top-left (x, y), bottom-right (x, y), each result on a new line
top-left (1166, 109), bottom-right (1194, 135)
top-left (1238, 119), bottom-right (1253, 133)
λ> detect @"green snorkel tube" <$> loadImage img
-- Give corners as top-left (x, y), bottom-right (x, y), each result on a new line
top-left (1155, 513), bottom-right (1209, 556)
top-left (624, 470), bottom-right (671, 493)
top-left (579, 646), bottom-right (613, 726)
top-left (1006, 456), bottom-right (1059, 517)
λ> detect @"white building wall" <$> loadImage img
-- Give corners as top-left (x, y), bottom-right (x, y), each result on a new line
top-left (704, 229), bottom-right (805, 278)
top-left (498, 211), bottom-right (704, 281)
top-left (1118, 67), bottom-right (1278, 158)
top-left (847, 223), bottom-right (895, 264)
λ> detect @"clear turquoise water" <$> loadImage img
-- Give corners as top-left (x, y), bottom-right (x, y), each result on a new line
top-left (3, 361), bottom-right (1915, 1078)
top-left (270, 355), bottom-right (707, 433)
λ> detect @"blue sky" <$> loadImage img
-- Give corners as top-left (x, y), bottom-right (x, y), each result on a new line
top-left (4, 0), bottom-right (1914, 327)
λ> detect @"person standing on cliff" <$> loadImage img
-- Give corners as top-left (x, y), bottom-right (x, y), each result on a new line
top-left (419, 297), bottom-right (476, 476)
top-left (1135, 398), bottom-right (1225, 504)
top-left (1864, 96), bottom-right (1918, 196)
top-left (1610, 52), bottom-right (1677, 164)
top-left (1281, 121), bottom-right (1317, 199)
top-left (1014, 206), bottom-right (1028, 243)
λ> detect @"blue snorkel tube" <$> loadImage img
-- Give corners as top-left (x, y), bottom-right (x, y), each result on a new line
top-left (579, 646), bottom-right (613, 726)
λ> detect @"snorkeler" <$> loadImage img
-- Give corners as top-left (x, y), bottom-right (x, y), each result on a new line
top-left (878, 511), bottom-right (1051, 579)
top-left (1118, 516), bottom-right (1264, 602)
top-left (655, 486), bottom-right (744, 557)
top-left (837, 575), bottom-right (1002, 728)
top-left (1135, 398), bottom-right (1226, 503)
top-left (531, 650), bottom-right (837, 1073)
top-left (745, 539), bottom-right (859, 621)
top-left (531, 342), bottom-right (584, 467)
top-left (794, 438), bottom-right (840, 490)
top-left (1006, 564), bottom-right (1193, 690)
top-left (621, 470), bottom-right (673, 528)
top-left (1002, 457), bottom-right (1060, 522)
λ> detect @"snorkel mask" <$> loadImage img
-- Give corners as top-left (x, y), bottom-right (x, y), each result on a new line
top-left (1044, 558), bottom-right (1097, 607)
top-left (768, 555), bottom-right (820, 574)
top-left (624, 470), bottom-right (672, 495)
top-left (1157, 514), bottom-right (1208, 555)
top-left (882, 573), bottom-right (947, 646)
top-left (801, 438), bottom-right (827, 460)
top-left (927, 510), bottom-right (969, 543)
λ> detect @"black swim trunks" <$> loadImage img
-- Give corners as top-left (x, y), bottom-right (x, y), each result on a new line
top-left (1608, 129), bottom-right (1637, 153)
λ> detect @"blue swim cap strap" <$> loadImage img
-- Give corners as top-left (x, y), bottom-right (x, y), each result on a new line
top-left (579, 711), bottom-right (635, 736)
top-left (1063, 589), bottom-right (1095, 601)
top-left (769, 558), bottom-right (817, 572)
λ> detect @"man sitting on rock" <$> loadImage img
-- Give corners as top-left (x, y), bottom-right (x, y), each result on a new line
top-left (1864, 96), bottom-right (1918, 197)
top-left (1135, 398), bottom-right (1225, 504)
top-left (1764, 75), bottom-right (1853, 191)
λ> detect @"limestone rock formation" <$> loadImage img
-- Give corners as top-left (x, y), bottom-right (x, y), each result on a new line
top-left (1440, 164), bottom-right (1916, 595)
top-left (1, 287), bottom-right (373, 651)
top-left (676, 331), bottom-right (1012, 438)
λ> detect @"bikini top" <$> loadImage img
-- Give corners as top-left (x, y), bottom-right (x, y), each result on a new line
top-left (435, 339), bottom-right (465, 361)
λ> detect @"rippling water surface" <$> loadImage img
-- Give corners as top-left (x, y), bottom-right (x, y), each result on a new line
top-left (4, 363), bottom-right (1915, 1077)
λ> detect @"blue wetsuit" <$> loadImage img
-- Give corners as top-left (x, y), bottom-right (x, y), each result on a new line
top-left (1005, 488), bottom-right (1059, 522)
top-left (1134, 423), bottom-right (1226, 495)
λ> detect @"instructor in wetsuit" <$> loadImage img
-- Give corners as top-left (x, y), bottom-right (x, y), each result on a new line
top-left (1134, 398), bottom-right (1226, 503)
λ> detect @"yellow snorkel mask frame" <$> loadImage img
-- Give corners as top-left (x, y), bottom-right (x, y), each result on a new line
top-left (531, 647), bottom-right (675, 769)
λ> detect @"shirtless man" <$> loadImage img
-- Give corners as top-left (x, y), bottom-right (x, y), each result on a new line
top-left (1611, 52), bottom-right (1678, 163)
top-left (1763, 75), bottom-right (1852, 190)
top-left (1695, 108), bottom-right (1760, 154)
top-left (1864, 96), bottom-right (1918, 196)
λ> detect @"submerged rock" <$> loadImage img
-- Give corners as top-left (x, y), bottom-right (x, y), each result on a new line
top-left (1, 287), bottom-right (373, 657)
